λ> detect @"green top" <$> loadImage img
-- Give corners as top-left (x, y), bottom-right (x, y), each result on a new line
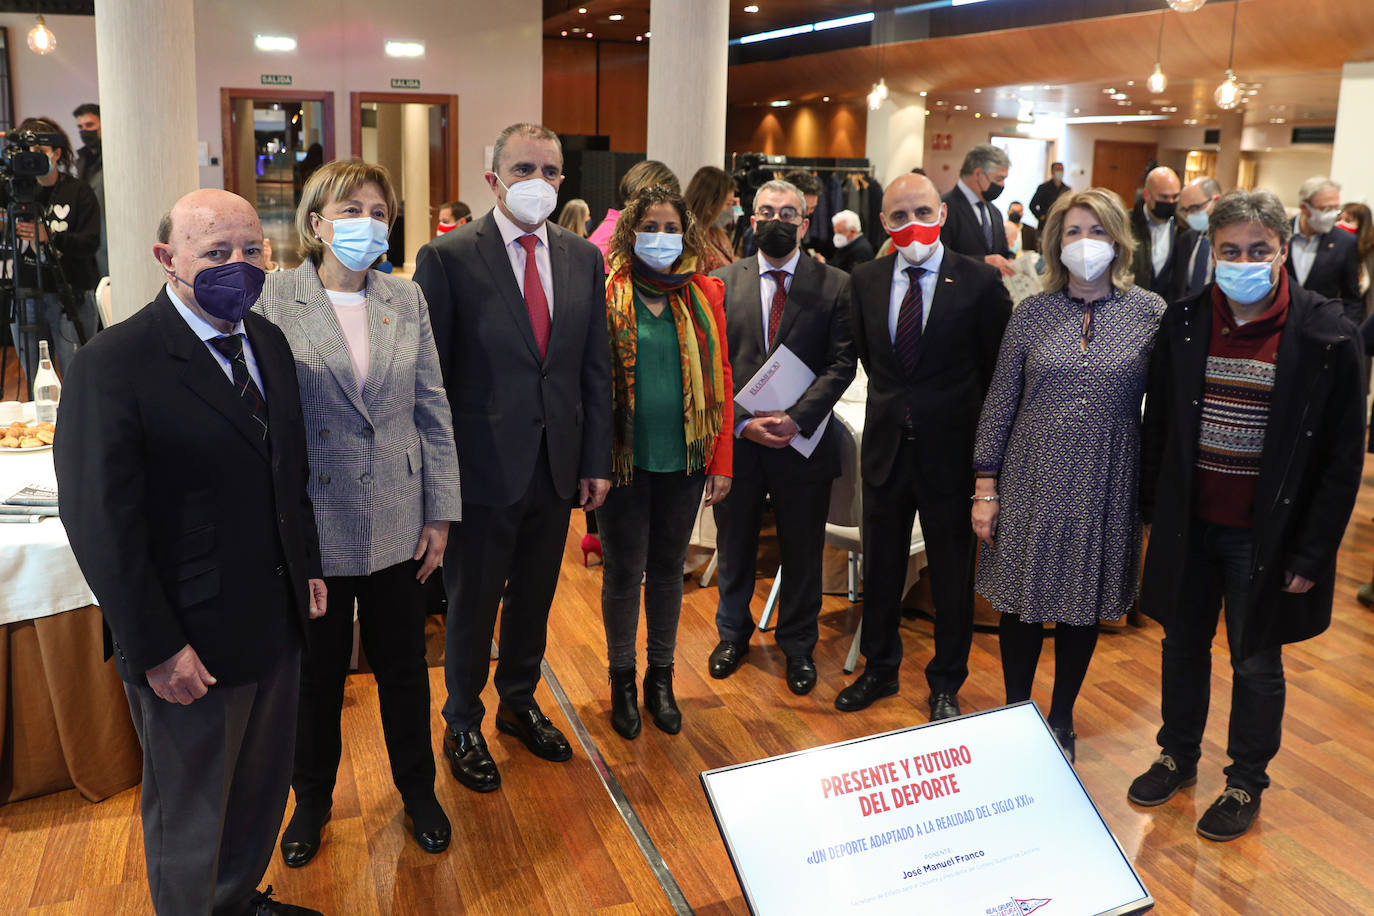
top-left (633, 292), bottom-right (687, 472)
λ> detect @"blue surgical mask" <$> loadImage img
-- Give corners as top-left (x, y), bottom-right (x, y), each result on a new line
top-left (1214, 259), bottom-right (1276, 305)
top-left (1185, 210), bottom-right (1209, 233)
top-left (317, 215), bottom-right (389, 271)
top-left (634, 232), bottom-right (683, 271)
top-left (169, 261), bottom-right (265, 324)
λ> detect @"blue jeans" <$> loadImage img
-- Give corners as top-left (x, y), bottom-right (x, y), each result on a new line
top-left (1157, 523), bottom-right (1285, 793)
top-left (596, 469), bottom-right (706, 669)
top-left (10, 291), bottom-right (96, 383)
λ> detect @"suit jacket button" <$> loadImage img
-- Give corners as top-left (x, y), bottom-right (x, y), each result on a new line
top-left (319, 473), bottom-right (331, 484)
top-left (320, 429), bottom-right (331, 439)
top-left (360, 473), bottom-right (372, 484)
top-left (274, 565), bottom-right (286, 576)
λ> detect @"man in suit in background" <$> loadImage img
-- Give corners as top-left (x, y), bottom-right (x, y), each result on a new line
top-left (940, 144), bottom-right (1015, 277)
top-left (1287, 176), bottom-right (1362, 325)
top-left (829, 209), bottom-right (876, 273)
top-left (1170, 176), bottom-right (1222, 303)
top-left (56, 189), bottom-right (326, 916)
top-left (708, 178), bottom-right (856, 696)
top-left (414, 123), bottom-right (612, 794)
top-left (1029, 161), bottom-right (1070, 226)
top-left (840, 173), bottom-right (1012, 718)
top-left (1130, 166), bottom-right (1183, 298)
top-left (1005, 201), bottom-right (1039, 254)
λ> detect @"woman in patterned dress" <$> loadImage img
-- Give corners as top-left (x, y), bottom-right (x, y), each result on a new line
top-left (970, 188), bottom-right (1166, 762)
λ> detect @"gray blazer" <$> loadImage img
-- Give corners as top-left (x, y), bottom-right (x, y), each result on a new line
top-left (255, 261), bottom-right (461, 576)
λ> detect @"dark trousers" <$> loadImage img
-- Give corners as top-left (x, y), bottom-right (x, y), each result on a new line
top-left (999, 614), bottom-right (1100, 730)
top-left (859, 435), bottom-right (977, 693)
top-left (124, 642), bottom-right (300, 916)
top-left (597, 469), bottom-right (706, 670)
top-left (1157, 523), bottom-right (1286, 793)
top-left (442, 439), bottom-right (569, 731)
top-left (293, 558), bottom-right (433, 813)
top-left (713, 465), bottom-right (831, 657)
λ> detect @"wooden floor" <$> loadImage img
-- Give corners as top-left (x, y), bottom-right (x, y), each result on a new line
top-left (5, 463), bottom-right (1374, 914)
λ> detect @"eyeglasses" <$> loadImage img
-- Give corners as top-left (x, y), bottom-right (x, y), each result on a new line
top-left (755, 206), bottom-right (803, 224)
top-left (1178, 202), bottom-right (1209, 215)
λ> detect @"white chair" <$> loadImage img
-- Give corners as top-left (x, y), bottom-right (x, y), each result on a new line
top-left (94, 276), bottom-right (113, 330)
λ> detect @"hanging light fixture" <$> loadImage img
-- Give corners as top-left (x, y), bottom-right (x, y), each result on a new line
top-left (867, 41), bottom-right (887, 111)
top-left (1165, 0), bottom-right (1207, 10)
top-left (27, 11), bottom-right (56, 55)
top-left (1213, 0), bottom-right (1242, 109)
top-left (1146, 13), bottom-right (1167, 94)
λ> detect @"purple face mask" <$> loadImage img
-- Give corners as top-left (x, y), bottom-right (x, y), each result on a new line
top-left (171, 261), bottom-right (266, 323)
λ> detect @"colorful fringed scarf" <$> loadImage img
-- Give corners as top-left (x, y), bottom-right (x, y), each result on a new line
top-left (606, 254), bottom-right (726, 485)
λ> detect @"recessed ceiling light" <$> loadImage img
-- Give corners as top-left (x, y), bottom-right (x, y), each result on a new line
top-left (769, 99), bottom-right (791, 107)
top-left (561, 29), bottom-right (568, 36)
top-left (385, 39), bottom-right (424, 57)
top-left (822, 96), bottom-right (830, 101)
top-left (255, 34), bottom-right (297, 52)
top-left (1073, 108), bottom-right (1080, 114)
top-left (990, 113), bottom-right (998, 117)
top-left (608, 13), bottom-right (623, 21)
top-left (1020, 85), bottom-right (1034, 91)
top-left (585, 31), bottom-right (594, 38)
top-left (578, 6), bottom-right (587, 12)
top-left (919, 90), bottom-right (928, 97)
top-left (1127, 80), bottom-right (1135, 86)
top-left (974, 112), bottom-right (982, 118)
top-left (973, 88), bottom-right (982, 93)
top-left (634, 34), bottom-right (642, 41)
top-left (744, 3), bottom-right (760, 11)
top-left (644, 30), bottom-right (650, 37)
top-left (1111, 92), bottom-right (1128, 100)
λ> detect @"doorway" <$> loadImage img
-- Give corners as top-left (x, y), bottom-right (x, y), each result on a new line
top-left (1092, 140), bottom-right (1158, 209)
top-left (220, 88), bottom-right (336, 269)
top-left (349, 92), bottom-right (459, 272)
top-left (991, 135), bottom-right (1051, 228)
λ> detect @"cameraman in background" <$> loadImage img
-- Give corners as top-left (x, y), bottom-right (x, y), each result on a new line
top-left (5, 117), bottom-right (101, 381)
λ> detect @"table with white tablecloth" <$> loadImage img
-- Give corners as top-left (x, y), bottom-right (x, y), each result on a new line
top-left (0, 440), bottom-right (140, 804)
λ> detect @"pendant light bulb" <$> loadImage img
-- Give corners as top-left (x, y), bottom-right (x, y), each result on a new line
top-left (1164, 0), bottom-right (1207, 10)
top-left (1147, 63), bottom-right (1167, 95)
top-left (874, 78), bottom-right (888, 102)
top-left (1214, 69), bottom-right (1241, 109)
top-left (27, 14), bottom-right (56, 55)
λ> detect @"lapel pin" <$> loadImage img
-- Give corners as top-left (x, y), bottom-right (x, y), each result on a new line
top-left (383, 316), bottom-right (390, 324)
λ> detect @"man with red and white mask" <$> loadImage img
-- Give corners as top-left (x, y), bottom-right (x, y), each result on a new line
top-left (839, 173), bottom-right (1012, 719)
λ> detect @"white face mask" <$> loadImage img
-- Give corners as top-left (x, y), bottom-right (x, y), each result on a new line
top-left (1305, 205), bottom-right (1340, 235)
top-left (832, 232), bottom-right (851, 249)
top-left (1061, 238), bottom-right (1115, 283)
top-left (497, 175), bottom-right (558, 226)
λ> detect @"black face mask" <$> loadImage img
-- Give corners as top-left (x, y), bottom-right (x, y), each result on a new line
top-left (1151, 200), bottom-right (1177, 220)
top-left (1008, 211), bottom-right (1023, 224)
top-left (79, 129), bottom-right (100, 151)
top-left (754, 219), bottom-right (799, 259)
top-left (982, 179), bottom-right (1005, 203)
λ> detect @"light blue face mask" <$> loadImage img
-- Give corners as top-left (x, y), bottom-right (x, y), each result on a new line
top-left (1214, 258), bottom-right (1276, 305)
top-left (317, 215), bottom-right (389, 271)
top-left (1185, 210), bottom-right (1209, 233)
top-left (634, 231), bottom-right (684, 271)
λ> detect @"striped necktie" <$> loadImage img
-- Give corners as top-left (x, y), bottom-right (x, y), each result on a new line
top-left (210, 334), bottom-right (269, 441)
top-left (894, 266), bottom-right (925, 374)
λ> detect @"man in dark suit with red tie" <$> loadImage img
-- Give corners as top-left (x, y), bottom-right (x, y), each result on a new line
top-left (708, 179), bottom-right (856, 695)
top-left (839, 173), bottom-right (1012, 719)
top-left (414, 123), bottom-right (612, 793)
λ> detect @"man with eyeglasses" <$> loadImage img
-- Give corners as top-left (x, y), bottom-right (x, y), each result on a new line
top-left (1169, 176), bottom-right (1222, 303)
top-left (708, 179), bottom-right (856, 696)
top-left (1131, 189), bottom-right (1363, 842)
top-left (1286, 176), bottom-right (1362, 326)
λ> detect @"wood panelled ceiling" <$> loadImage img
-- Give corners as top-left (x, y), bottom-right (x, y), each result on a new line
top-left (545, 0), bottom-right (1374, 128)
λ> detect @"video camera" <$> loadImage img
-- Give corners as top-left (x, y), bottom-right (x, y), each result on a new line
top-left (0, 128), bottom-right (64, 209)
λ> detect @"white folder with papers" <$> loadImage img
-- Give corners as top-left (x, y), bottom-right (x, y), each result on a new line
top-left (734, 344), bottom-right (829, 459)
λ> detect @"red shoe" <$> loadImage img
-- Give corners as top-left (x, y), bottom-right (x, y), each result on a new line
top-left (581, 533), bottom-right (603, 567)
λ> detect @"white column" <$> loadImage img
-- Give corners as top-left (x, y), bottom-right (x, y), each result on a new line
top-left (402, 103), bottom-right (431, 272)
top-left (94, 0), bottom-right (199, 322)
top-left (1331, 60), bottom-right (1374, 208)
top-left (864, 91), bottom-right (928, 186)
top-left (646, 0), bottom-right (729, 184)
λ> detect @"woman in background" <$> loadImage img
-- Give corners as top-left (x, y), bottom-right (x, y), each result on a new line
top-left (598, 185), bottom-right (733, 739)
top-left (685, 166), bottom-right (738, 273)
top-left (557, 198), bottom-right (591, 238)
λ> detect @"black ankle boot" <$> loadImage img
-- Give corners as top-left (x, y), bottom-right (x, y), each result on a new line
top-left (608, 667), bottom-right (641, 739)
top-left (643, 664), bottom-right (682, 734)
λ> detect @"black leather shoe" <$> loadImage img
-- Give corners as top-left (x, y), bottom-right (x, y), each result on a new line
top-left (609, 667), bottom-right (641, 739)
top-left (834, 671), bottom-right (899, 712)
top-left (280, 806), bottom-right (330, 868)
top-left (443, 727), bottom-right (501, 793)
top-left (495, 703), bottom-right (573, 762)
top-left (1050, 726), bottom-right (1077, 763)
top-left (928, 692), bottom-right (961, 721)
top-left (244, 885), bottom-right (323, 915)
top-left (708, 640), bottom-right (749, 679)
top-left (785, 655), bottom-right (817, 695)
top-left (403, 793), bottom-right (451, 854)
top-left (643, 664), bottom-right (682, 734)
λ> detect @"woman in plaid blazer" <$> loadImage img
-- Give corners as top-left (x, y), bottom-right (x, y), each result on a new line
top-left (254, 159), bottom-right (461, 866)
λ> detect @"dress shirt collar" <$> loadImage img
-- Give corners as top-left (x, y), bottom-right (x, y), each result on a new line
top-left (166, 282), bottom-right (245, 341)
top-left (894, 241), bottom-right (944, 280)
top-left (493, 203), bottom-right (550, 250)
top-left (1293, 215), bottom-right (1318, 242)
top-left (958, 179), bottom-right (983, 209)
top-left (757, 248), bottom-right (802, 278)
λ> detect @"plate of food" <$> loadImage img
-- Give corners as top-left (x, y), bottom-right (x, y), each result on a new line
top-left (1, 421), bottom-right (54, 452)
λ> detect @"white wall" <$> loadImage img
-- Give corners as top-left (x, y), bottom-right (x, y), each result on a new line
top-left (1331, 60), bottom-right (1374, 208)
top-left (1251, 147), bottom-right (1335, 206)
top-left (0, 13), bottom-right (99, 131)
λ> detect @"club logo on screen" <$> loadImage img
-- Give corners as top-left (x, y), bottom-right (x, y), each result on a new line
top-left (985, 896), bottom-right (1051, 915)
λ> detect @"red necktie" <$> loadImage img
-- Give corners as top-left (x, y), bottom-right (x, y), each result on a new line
top-left (766, 270), bottom-right (788, 349)
top-left (517, 235), bottom-right (551, 358)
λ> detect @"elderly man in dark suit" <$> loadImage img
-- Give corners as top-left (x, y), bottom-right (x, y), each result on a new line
top-left (840, 173), bottom-right (1012, 718)
top-left (56, 188), bottom-right (325, 916)
top-left (414, 123), bottom-right (612, 794)
top-left (707, 178), bottom-right (856, 696)
top-left (940, 144), bottom-right (1015, 278)
top-left (1286, 175), bottom-right (1362, 325)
